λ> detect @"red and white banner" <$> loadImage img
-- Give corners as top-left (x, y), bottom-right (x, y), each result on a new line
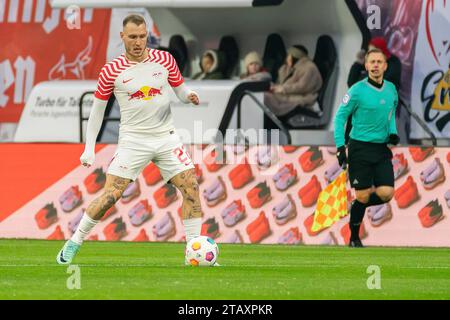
top-left (0, 0), bottom-right (111, 122)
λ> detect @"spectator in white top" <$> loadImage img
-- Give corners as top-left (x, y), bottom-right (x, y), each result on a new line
top-left (240, 51), bottom-right (271, 81)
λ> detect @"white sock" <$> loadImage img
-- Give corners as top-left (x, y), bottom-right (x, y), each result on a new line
top-left (71, 213), bottom-right (99, 245)
top-left (183, 218), bottom-right (202, 243)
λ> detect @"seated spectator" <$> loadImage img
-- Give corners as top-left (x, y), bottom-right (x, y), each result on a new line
top-left (264, 45), bottom-right (323, 116)
top-left (240, 51), bottom-right (272, 81)
top-left (347, 36), bottom-right (402, 90)
top-left (192, 49), bottom-right (226, 80)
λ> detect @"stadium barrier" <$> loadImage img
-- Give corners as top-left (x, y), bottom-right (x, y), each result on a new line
top-left (1, 143), bottom-right (449, 247)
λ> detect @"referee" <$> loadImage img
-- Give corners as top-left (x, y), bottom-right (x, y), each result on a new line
top-left (334, 48), bottom-right (399, 247)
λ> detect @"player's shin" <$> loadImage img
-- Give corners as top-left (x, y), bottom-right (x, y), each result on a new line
top-left (349, 200), bottom-right (367, 241)
top-left (71, 213), bottom-right (99, 245)
top-left (181, 200), bottom-right (202, 242)
top-left (178, 181), bottom-right (203, 242)
top-left (70, 193), bottom-right (117, 244)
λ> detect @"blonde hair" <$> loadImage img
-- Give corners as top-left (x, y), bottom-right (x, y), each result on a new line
top-left (365, 48), bottom-right (387, 62)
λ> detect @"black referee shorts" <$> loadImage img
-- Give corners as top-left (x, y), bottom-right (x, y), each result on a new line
top-left (347, 139), bottom-right (394, 190)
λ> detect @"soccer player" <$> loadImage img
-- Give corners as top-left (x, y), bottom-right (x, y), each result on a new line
top-left (57, 14), bottom-right (204, 264)
top-left (333, 48), bottom-right (399, 247)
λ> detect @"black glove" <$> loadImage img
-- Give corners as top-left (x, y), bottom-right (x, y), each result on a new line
top-left (336, 146), bottom-right (347, 168)
top-left (388, 134), bottom-right (400, 145)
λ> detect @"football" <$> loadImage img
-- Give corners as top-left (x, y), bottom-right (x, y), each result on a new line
top-left (185, 236), bottom-right (219, 266)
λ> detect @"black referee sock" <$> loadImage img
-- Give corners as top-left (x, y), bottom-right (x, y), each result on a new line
top-left (349, 200), bottom-right (367, 241)
top-left (367, 192), bottom-right (385, 207)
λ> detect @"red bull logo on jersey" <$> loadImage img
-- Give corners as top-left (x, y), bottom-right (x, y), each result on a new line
top-left (128, 86), bottom-right (163, 101)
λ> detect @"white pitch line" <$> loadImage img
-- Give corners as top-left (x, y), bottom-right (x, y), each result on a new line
top-left (0, 264), bottom-right (449, 269)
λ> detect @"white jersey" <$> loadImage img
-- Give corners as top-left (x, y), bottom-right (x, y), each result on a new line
top-left (94, 48), bottom-right (184, 137)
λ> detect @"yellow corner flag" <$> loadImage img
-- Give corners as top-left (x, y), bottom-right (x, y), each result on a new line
top-left (311, 170), bottom-right (348, 232)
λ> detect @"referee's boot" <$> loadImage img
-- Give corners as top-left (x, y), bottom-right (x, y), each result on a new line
top-left (349, 238), bottom-right (364, 248)
top-left (349, 220), bottom-right (364, 248)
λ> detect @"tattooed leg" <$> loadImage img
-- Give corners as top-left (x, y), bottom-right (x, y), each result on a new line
top-left (56, 173), bottom-right (132, 265)
top-left (86, 174), bottom-right (131, 220)
top-left (171, 169), bottom-right (202, 219)
top-left (171, 169), bottom-right (202, 243)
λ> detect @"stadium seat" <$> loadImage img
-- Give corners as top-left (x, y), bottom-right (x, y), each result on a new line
top-left (261, 33), bottom-right (287, 130)
top-left (218, 35), bottom-right (240, 79)
top-left (262, 33), bottom-right (286, 82)
top-left (168, 34), bottom-right (189, 74)
top-left (156, 46), bottom-right (170, 55)
top-left (281, 35), bottom-right (338, 129)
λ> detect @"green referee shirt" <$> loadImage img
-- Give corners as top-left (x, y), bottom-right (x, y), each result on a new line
top-left (334, 77), bottom-right (398, 148)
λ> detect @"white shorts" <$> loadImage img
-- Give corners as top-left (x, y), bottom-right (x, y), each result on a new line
top-left (107, 131), bottom-right (194, 183)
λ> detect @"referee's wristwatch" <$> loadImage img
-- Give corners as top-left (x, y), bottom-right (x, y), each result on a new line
top-left (336, 146), bottom-right (347, 168)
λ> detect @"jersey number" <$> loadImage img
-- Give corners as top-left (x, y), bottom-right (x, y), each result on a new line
top-left (173, 146), bottom-right (192, 166)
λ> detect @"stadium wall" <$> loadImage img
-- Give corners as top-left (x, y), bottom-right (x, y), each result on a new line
top-left (1, 143), bottom-right (449, 247)
top-left (151, 0), bottom-right (362, 131)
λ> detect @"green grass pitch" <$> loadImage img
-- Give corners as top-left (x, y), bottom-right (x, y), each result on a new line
top-left (0, 239), bottom-right (449, 299)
